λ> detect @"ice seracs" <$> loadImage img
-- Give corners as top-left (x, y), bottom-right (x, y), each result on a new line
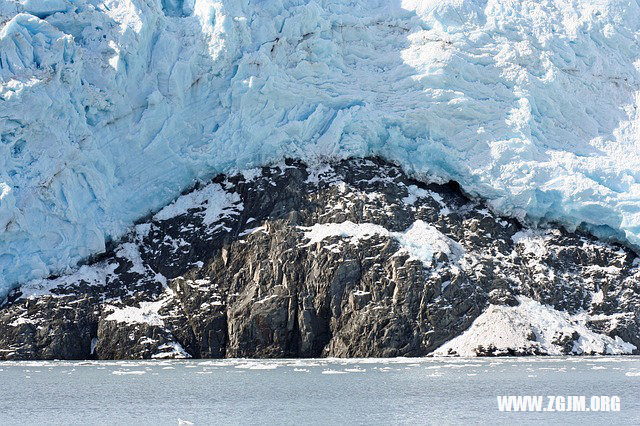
top-left (1, 0), bottom-right (640, 295)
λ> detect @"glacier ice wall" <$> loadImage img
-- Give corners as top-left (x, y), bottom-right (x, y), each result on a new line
top-left (1, 0), bottom-right (639, 296)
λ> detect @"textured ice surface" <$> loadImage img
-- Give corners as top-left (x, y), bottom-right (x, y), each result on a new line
top-left (1, 0), bottom-right (640, 295)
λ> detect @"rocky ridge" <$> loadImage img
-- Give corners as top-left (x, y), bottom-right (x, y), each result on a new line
top-left (0, 158), bottom-right (638, 359)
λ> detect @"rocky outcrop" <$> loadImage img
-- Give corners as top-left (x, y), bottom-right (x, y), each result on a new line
top-left (1, 158), bottom-right (638, 359)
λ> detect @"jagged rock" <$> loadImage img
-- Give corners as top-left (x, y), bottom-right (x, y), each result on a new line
top-left (0, 158), bottom-right (638, 359)
top-left (489, 289), bottom-right (519, 307)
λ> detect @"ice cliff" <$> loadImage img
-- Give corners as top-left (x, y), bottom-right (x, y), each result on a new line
top-left (1, 0), bottom-right (639, 296)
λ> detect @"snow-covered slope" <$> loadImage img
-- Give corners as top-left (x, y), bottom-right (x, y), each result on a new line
top-left (433, 297), bottom-right (637, 356)
top-left (1, 0), bottom-right (639, 295)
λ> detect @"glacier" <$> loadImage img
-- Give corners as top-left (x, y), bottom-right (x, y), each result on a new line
top-left (0, 0), bottom-right (639, 297)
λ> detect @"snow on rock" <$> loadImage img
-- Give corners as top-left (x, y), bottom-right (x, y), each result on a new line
top-left (153, 183), bottom-right (242, 226)
top-left (434, 297), bottom-right (637, 356)
top-left (298, 219), bottom-right (463, 264)
top-left (299, 222), bottom-right (390, 247)
top-left (511, 229), bottom-right (554, 257)
top-left (1, 0), bottom-right (640, 295)
top-left (104, 299), bottom-right (166, 327)
top-left (396, 220), bottom-right (464, 264)
top-left (151, 342), bottom-right (192, 359)
top-left (402, 185), bottom-right (444, 208)
top-left (17, 262), bottom-right (119, 299)
top-left (9, 316), bottom-right (36, 327)
top-left (115, 243), bottom-right (147, 275)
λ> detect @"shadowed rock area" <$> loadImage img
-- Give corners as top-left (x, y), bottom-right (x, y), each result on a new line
top-left (1, 158), bottom-right (638, 359)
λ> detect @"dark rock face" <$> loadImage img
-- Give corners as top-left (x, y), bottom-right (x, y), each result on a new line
top-left (0, 158), bottom-right (638, 359)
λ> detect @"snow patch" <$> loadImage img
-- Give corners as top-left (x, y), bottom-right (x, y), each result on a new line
top-left (402, 185), bottom-right (444, 208)
top-left (9, 317), bottom-right (36, 327)
top-left (299, 220), bottom-right (463, 264)
top-left (116, 243), bottom-right (146, 275)
top-left (511, 230), bottom-right (552, 257)
top-left (396, 220), bottom-right (464, 264)
top-left (17, 262), bottom-right (119, 299)
top-left (153, 184), bottom-right (242, 226)
top-left (104, 300), bottom-right (166, 327)
top-left (433, 297), bottom-right (637, 356)
top-left (151, 342), bottom-right (192, 359)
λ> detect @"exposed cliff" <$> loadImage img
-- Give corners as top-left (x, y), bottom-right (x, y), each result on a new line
top-left (1, 158), bottom-right (638, 359)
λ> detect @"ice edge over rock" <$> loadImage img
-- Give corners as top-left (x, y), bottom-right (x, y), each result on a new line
top-left (1, 158), bottom-right (638, 359)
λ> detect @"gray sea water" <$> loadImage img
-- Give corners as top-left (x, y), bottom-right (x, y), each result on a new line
top-left (0, 357), bottom-right (638, 425)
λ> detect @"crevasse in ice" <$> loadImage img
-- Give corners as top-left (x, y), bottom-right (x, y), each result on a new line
top-left (1, 0), bottom-right (639, 296)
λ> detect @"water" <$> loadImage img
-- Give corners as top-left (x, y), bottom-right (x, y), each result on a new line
top-left (1, 357), bottom-right (638, 425)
